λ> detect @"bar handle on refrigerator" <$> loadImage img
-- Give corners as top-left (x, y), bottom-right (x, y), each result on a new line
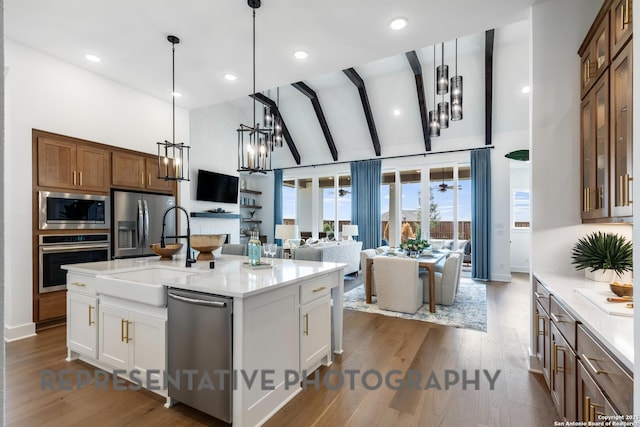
top-left (143, 200), bottom-right (150, 246)
top-left (137, 200), bottom-right (144, 247)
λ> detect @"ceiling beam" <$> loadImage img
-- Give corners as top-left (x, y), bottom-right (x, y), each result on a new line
top-left (249, 93), bottom-right (301, 165)
top-left (485, 29), bottom-right (495, 146)
top-left (405, 51), bottom-right (431, 152)
top-left (291, 81), bottom-right (338, 161)
top-left (342, 67), bottom-right (381, 157)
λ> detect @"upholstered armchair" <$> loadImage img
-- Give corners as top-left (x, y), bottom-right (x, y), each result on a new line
top-left (422, 252), bottom-right (462, 306)
top-left (373, 256), bottom-right (423, 314)
top-left (359, 249), bottom-right (377, 296)
top-left (221, 243), bottom-right (248, 256)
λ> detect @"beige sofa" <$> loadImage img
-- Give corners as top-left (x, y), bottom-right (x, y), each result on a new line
top-left (292, 240), bottom-right (363, 275)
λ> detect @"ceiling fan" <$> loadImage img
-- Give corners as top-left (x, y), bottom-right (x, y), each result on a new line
top-left (338, 188), bottom-right (351, 197)
top-left (432, 168), bottom-right (459, 192)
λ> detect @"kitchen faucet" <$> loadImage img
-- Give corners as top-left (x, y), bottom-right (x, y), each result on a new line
top-left (160, 206), bottom-right (196, 268)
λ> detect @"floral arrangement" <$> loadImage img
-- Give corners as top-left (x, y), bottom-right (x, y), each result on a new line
top-left (400, 238), bottom-right (431, 252)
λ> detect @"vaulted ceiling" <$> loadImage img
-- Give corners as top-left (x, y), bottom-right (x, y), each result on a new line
top-left (5, 0), bottom-right (540, 111)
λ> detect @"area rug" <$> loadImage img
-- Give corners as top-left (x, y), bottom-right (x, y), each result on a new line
top-left (343, 279), bottom-right (487, 332)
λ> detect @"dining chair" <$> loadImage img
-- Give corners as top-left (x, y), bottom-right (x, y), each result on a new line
top-left (422, 252), bottom-right (462, 306)
top-left (221, 243), bottom-right (248, 256)
top-left (359, 249), bottom-right (377, 296)
top-left (373, 256), bottom-right (423, 314)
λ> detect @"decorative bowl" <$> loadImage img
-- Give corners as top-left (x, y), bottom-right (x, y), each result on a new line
top-left (149, 243), bottom-right (183, 260)
top-left (610, 282), bottom-right (633, 297)
top-left (191, 234), bottom-right (227, 261)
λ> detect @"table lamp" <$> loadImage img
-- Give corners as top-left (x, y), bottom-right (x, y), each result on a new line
top-left (342, 224), bottom-right (359, 240)
top-left (275, 224), bottom-right (300, 248)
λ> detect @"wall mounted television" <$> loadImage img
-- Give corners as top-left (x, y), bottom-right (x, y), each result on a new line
top-left (196, 169), bottom-right (239, 204)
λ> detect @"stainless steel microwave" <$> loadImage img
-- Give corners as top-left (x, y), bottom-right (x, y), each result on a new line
top-left (38, 191), bottom-right (110, 230)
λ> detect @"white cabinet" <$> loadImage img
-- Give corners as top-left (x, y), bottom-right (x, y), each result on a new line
top-left (67, 292), bottom-right (98, 358)
top-left (99, 301), bottom-right (166, 388)
top-left (299, 275), bottom-right (332, 373)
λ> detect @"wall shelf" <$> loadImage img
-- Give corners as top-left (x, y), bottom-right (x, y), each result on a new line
top-left (191, 212), bottom-right (242, 219)
top-left (240, 189), bottom-right (262, 195)
top-left (240, 204), bottom-right (262, 209)
top-left (242, 219), bottom-right (262, 223)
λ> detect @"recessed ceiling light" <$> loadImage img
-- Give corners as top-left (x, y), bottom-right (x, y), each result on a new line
top-left (294, 50), bottom-right (309, 59)
top-left (85, 54), bottom-right (101, 63)
top-left (171, 91), bottom-right (182, 98)
top-left (521, 85), bottom-right (531, 94)
top-left (389, 17), bottom-right (408, 31)
top-left (224, 73), bottom-right (237, 81)
top-left (393, 109), bottom-right (401, 116)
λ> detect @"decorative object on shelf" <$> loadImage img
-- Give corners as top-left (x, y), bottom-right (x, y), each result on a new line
top-left (191, 234), bottom-right (226, 261)
top-left (248, 231), bottom-right (262, 265)
top-left (157, 35), bottom-right (190, 181)
top-left (275, 224), bottom-right (299, 248)
top-left (571, 231), bottom-right (633, 282)
top-left (610, 282), bottom-right (633, 298)
top-left (341, 224), bottom-right (359, 240)
top-left (248, 210), bottom-right (256, 219)
top-left (505, 149), bottom-right (529, 161)
top-left (149, 243), bottom-right (183, 260)
top-left (237, 0), bottom-right (280, 174)
top-left (400, 238), bottom-right (431, 256)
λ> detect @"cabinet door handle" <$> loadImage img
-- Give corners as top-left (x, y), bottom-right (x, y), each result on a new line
top-left (581, 353), bottom-right (609, 375)
top-left (303, 313), bottom-right (309, 336)
top-left (121, 318), bottom-right (126, 342)
top-left (534, 292), bottom-right (547, 300)
top-left (125, 320), bottom-right (132, 343)
top-left (312, 286), bottom-right (326, 293)
top-left (73, 170), bottom-right (77, 186)
top-left (553, 343), bottom-right (565, 373)
top-left (79, 171), bottom-right (83, 187)
top-left (88, 305), bottom-right (95, 326)
top-left (148, 173), bottom-right (151, 187)
top-left (536, 314), bottom-right (547, 336)
top-left (619, 175), bottom-right (624, 206)
top-left (625, 174), bottom-right (632, 206)
top-left (71, 282), bottom-right (86, 287)
top-left (141, 172), bottom-right (145, 187)
top-left (550, 312), bottom-right (570, 324)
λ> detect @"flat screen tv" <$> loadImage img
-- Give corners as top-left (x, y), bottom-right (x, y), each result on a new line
top-left (196, 169), bottom-right (239, 204)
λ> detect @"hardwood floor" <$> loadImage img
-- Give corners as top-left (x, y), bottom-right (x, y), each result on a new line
top-left (6, 273), bottom-right (558, 426)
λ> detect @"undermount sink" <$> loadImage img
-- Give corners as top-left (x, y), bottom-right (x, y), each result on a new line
top-left (95, 266), bottom-right (206, 306)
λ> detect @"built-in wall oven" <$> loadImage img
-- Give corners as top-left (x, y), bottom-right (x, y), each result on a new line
top-left (38, 234), bottom-right (110, 293)
top-left (38, 191), bottom-right (110, 230)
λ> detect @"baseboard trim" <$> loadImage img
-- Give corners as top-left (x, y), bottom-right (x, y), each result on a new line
top-left (510, 266), bottom-right (530, 273)
top-left (490, 273), bottom-right (512, 282)
top-left (5, 322), bottom-right (37, 342)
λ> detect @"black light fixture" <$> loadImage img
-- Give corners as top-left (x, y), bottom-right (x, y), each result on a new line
top-left (437, 43), bottom-right (450, 129)
top-left (237, 0), bottom-right (278, 173)
top-left (450, 38), bottom-right (463, 121)
top-left (436, 42), bottom-right (449, 94)
top-left (157, 35), bottom-right (190, 181)
top-left (428, 45), bottom-right (440, 137)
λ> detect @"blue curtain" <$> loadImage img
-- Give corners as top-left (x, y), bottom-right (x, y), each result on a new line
top-left (350, 159), bottom-right (381, 250)
top-left (470, 149), bottom-right (491, 280)
top-left (273, 169), bottom-right (283, 244)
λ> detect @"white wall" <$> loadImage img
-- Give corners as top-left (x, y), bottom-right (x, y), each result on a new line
top-left (510, 161), bottom-right (531, 273)
top-left (4, 40), bottom-right (189, 340)
top-left (633, 2), bottom-right (640, 414)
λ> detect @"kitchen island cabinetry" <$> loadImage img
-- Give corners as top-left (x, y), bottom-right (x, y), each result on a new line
top-left (64, 256), bottom-right (344, 427)
top-left (67, 291), bottom-right (98, 359)
top-left (99, 298), bottom-right (166, 391)
top-left (36, 135), bottom-right (110, 193)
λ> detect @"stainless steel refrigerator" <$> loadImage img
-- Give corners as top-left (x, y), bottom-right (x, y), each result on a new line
top-left (112, 190), bottom-right (176, 258)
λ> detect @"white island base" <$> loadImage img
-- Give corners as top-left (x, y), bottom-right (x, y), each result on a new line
top-left (64, 255), bottom-right (345, 427)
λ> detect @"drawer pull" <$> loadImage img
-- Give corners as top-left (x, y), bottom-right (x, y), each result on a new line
top-left (71, 282), bottom-right (86, 287)
top-left (312, 286), bottom-right (327, 293)
top-left (534, 291), bottom-right (548, 299)
top-left (550, 312), bottom-right (571, 324)
top-left (536, 314), bottom-right (547, 336)
top-left (581, 354), bottom-right (609, 375)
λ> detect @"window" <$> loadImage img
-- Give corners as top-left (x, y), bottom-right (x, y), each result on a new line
top-left (320, 176), bottom-right (335, 237)
top-left (282, 179), bottom-right (296, 225)
top-left (400, 169), bottom-right (421, 242)
top-left (513, 189), bottom-right (531, 228)
top-left (337, 175), bottom-right (352, 236)
top-left (381, 172), bottom-right (395, 245)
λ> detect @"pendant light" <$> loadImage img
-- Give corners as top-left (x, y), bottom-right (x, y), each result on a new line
top-left (157, 35), bottom-right (190, 181)
top-left (428, 45), bottom-right (440, 137)
top-left (237, 0), bottom-right (277, 173)
top-left (437, 43), bottom-right (450, 129)
top-left (450, 38), bottom-right (463, 121)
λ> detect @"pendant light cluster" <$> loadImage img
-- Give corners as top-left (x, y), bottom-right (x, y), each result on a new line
top-left (429, 39), bottom-right (463, 139)
top-left (262, 87), bottom-right (283, 148)
top-left (237, 0), bottom-right (281, 174)
top-left (157, 35), bottom-right (190, 182)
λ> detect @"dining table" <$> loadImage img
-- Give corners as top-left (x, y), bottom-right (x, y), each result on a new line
top-left (364, 251), bottom-right (448, 313)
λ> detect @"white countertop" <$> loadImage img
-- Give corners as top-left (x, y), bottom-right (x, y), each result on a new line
top-left (534, 271), bottom-right (633, 372)
top-left (64, 254), bottom-right (346, 298)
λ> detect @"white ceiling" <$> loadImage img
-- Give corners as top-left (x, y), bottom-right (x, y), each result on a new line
top-left (5, 0), bottom-right (538, 111)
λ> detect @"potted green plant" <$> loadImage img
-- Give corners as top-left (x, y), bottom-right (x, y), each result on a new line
top-left (570, 231), bottom-right (633, 282)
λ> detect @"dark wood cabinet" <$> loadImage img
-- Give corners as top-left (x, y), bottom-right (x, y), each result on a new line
top-left (112, 151), bottom-right (174, 194)
top-left (37, 136), bottom-right (109, 193)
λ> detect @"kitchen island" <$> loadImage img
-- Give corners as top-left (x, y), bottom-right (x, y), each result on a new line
top-left (63, 255), bottom-right (345, 427)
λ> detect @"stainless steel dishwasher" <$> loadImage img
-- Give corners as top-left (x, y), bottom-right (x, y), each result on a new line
top-left (167, 288), bottom-right (233, 424)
